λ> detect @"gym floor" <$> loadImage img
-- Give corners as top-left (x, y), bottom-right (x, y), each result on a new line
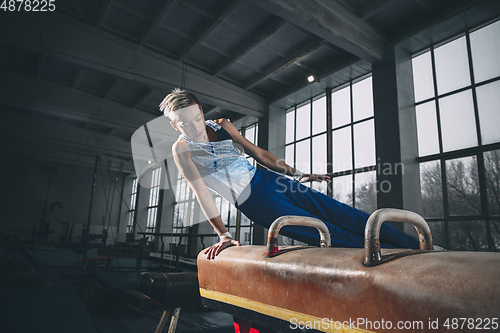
top-left (0, 246), bottom-right (234, 333)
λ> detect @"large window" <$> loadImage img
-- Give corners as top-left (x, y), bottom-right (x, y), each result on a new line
top-left (285, 77), bottom-right (377, 214)
top-left (283, 79), bottom-right (376, 244)
top-left (412, 19), bottom-right (500, 251)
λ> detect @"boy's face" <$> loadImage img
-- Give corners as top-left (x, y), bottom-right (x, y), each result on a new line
top-left (170, 103), bottom-right (206, 140)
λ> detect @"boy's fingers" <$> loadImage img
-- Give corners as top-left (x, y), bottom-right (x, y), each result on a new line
top-left (205, 239), bottom-right (242, 259)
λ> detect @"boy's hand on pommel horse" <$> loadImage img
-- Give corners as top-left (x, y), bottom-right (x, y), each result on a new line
top-left (204, 236), bottom-right (241, 260)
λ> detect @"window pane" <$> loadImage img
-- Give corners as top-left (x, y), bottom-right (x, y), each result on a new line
top-left (181, 203), bottom-right (188, 224)
top-left (179, 181), bottom-right (186, 201)
top-left (439, 90), bottom-right (477, 152)
top-left (312, 96), bottom-right (326, 135)
top-left (428, 221), bottom-right (446, 248)
top-left (149, 188), bottom-right (154, 206)
top-left (241, 227), bottom-right (252, 245)
top-left (476, 80), bottom-right (500, 145)
top-left (352, 77), bottom-right (373, 121)
top-left (149, 207), bottom-right (157, 228)
top-left (311, 181), bottom-right (328, 195)
top-left (240, 215), bottom-right (251, 229)
top-left (416, 101), bottom-right (440, 156)
top-left (332, 86), bottom-right (350, 128)
top-left (221, 198), bottom-right (230, 224)
top-left (491, 220), bottom-right (500, 250)
top-left (484, 150), bottom-right (500, 215)
top-left (241, 214), bottom-right (252, 226)
top-left (245, 125), bottom-right (255, 144)
top-left (332, 126), bottom-right (352, 172)
top-left (354, 171), bottom-right (377, 214)
top-left (286, 110), bottom-right (295, 144)
top-left (228, 227), bottom-right (237, 238)
top-left (174, 205), bottom-right (181, 226)
top-left (296, 139), bottom-right (310, 173)
top-left (147, 209), bottom-right (152, 228)
top-left (412, 51), bottom-right (435, 102)
top-left (420, 160), bottom-right (443, 218)
top-left (189, 202), bottom-right (194, 225)
top-left (354, 119), bottom-right (376, 168)
top-left (446, 156), bottom-right (481, 216)
top-left (229, 205), bottom-right (237, 226)
top-left (312, 134), bottom-right (327, 174)
top-left (434, 36), bottom-right (471, 95)
top-left (331, 174), bottom-right (352, 206)
top-left (128, 211), bottom-right (135, 227)
top-left (130, 193), bottom-right (136, 210)
top-left (285, 144), bottom-right (294, 168)
top-left (173, 206), bottom-right (179, 226)
top-left (152, 167), bottom-right (160, 187)
top-left (255, 124), bottom-right (259, 146)
top-left (296, 104), bottom-right (310, 140)
top-left (151, 187), bottom-right (159, 206)
top-left (449, 221), bottom-right (488, 251)
top-left (185, 203), bottom-right (191, 225)
top-left (175, 178), bottom-right (181, 198)
top-left (470, 20), bottom-right (500, 83)
top-left (185, 181), bottom-right (191, 202)
top-left (156, 167), bottom-right (161, 185)
top-left (149, 187), bottom-right (154, 206)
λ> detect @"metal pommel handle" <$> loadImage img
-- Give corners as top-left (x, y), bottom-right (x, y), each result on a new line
top-left (265, 216), bottom-right (331, 257)
top-left (364, 208), bottom-right (433, 266)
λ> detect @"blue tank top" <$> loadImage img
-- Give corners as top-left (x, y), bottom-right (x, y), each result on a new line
top-left (179, 120), bottom-right (256, 205)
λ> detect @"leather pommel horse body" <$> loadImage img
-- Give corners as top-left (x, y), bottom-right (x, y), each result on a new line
top-left (197, 209), bottom-right (500, 333)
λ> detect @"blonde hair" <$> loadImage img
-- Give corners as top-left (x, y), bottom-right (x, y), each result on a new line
top-left (159, 88), bottom-right (200, 122)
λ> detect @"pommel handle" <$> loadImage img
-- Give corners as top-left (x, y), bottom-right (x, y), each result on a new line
top-left (265, 216), bottom-right (330, 257)
top-left (364, 208), bottom-right (433, 266)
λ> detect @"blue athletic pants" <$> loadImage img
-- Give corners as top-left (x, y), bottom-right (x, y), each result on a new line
top-left (236, 169), bottom-right (419, 249)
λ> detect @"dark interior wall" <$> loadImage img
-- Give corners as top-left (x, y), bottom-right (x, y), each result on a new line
top-left (0, 154), bottom-right (123, 243)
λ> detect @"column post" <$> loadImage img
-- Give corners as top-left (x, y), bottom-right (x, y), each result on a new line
top-left (372, 43), bottom-right (422, 235)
